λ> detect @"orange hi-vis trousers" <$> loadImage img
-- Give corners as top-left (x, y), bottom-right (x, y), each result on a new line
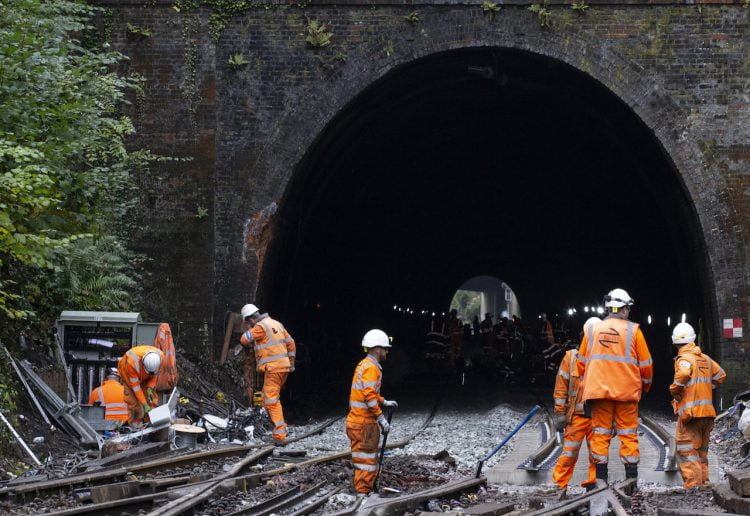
top-left (123, 383), bottom-right (159, 424)
top-left (552, 414), bottom-right (596, 488)
top-left (589, 400), bottom-right (640, 466)
top-left (676, 417), bottom-right (713, 488)
top-left (263, 371), bottom-right (289, 442)
top-left (346, 421), bottom-right (381, 493)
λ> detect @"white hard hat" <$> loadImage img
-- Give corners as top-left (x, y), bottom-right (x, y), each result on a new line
top-left (241, 303), bottom-right (260, 320)
top-left (583, 317), bottom-right (601, 332)
top-left (362, 329), bottom-right (391, 349)
top-left (142, 351), bottom-right (161, 374)
top-left (604, 288), bottom-right (634, 308)
top-left (105, 367), bottom-right (120, 379)
top-left (672, 322), bottom-right (696, 345)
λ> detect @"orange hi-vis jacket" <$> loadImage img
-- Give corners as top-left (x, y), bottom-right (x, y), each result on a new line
top-left (88, 379), bottom-right (128, 421)
top-left (554, 349), bottom-right (585, 423)
top-left (118, 345), bottom-right (164, 407)
top-left (153, 322), bottom-right (179, 392)
top-left (347, 355), bottom-right (385, 424)
top-left (579, 316), bottom-right (653, 403)
top-left (240, 315), bottom-right (296, 373)
top-left (670, 342), bottom-right (726, 420)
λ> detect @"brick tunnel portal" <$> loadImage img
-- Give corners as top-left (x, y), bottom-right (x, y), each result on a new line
top-left (258, 47), bottom-right (712, 402)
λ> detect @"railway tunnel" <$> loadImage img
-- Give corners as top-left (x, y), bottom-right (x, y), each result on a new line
top-left (257, 47), bottom-right (713, 406)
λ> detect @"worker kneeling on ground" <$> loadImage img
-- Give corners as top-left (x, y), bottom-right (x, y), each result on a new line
top-left (579, 288), bottom-right (653, 483)
top-left (669, 322), bottom-right (726, 488)
top-left (551, 317), bottom-right (600, 490)
top-left (346, 329), bottom-right (398, 494)
top-left (88, 368), bottom-right (128, 422)
top-left (239, 303), bottom-right (296, 444)
top-left (117, 345), bottom-right (164, 424)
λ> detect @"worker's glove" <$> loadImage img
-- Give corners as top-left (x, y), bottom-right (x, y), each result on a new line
top-left (142, 403), bottom-right (151, 415)
top-left (289, 360), bottom-right (295, 373)
top-left (382, 399), bottom-right (398, 409)
top-left (146, 387), bottom-right (155, 400)
top-left (233, 344), bottom-right (244, 356)
top-left (377, 414), bottom-right (390, 434)
top-left (554, 413), bottom-right (567, 432)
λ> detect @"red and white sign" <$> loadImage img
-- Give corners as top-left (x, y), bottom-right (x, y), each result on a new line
top-left (723, 318), bottom-right (743, 338)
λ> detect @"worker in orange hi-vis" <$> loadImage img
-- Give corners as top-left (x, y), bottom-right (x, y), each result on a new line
top-left (346, 329), bottom-right (398, 494)
top-left (153, 323), bottom-right (179, 401)
top-left (551, 317), bottom-right (601, 490)
top-left (578, 288), bottom-right (653, 484)
top-left (669, 322), bottom-right (726, 488)
top-left (117, 345), bottom-right (164, 424)
top-left (88, 368), bottom-right (128, 422)
top-left (239, 303), bottom-right (296, 444)
top-left (540, 312), bottom-right (555, 344)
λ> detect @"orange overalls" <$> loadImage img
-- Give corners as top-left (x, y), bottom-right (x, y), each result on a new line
top-left (117, 345), bottom-right (164, 423)
top-left (578, 316), bottom-right (653, 472)
top-left (447, 316), bottom-right (463, 365)
top-left (88, 379), bottom-right (128, 422)
top-left (670, 342), bottom-right (726, 487)
top-left (153, 323), bottom-right (179, 395)
top-left (346, 355), bottom-right (386, 494)
top-left (541, 319), bottom-right (554, 344)
top-left (240, 314), bottom-right (295, 443)
top-left (552, 349), bottom-right (596, 488)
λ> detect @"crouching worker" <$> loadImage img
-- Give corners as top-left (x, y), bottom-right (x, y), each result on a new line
top-left (670, 322), bottom-right (726, 488)
top-left (117, 345), bottom-right (164, 424)
top-left (346, 329), bottom-right (398, 494)
top-left (88, 368), bottom-right (128, 423)
top-left (551, 317), bottom-right (600, 490)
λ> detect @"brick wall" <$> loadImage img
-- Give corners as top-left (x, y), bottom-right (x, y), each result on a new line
top-left (103, 1), bottom-right (750, 392)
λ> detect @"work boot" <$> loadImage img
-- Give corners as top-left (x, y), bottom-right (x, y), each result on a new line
top-left (625, 464), bottom-right (638, 479)
top-left (595, 463), bottom-right (608, 484)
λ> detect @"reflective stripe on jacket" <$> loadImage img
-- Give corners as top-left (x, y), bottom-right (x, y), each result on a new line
top-left (153, 322), bottom-right (179, 391)
top-left (240, 315), bottom-right (295, 373)
top-left (88, 379), bottom-right (128, 421)
top-left (553, 349), bottom-right (585, 421)
top-left (117, 345), bottom-right (163, 406)
top-left (579, 316), bottom-right (653, 403)
top-left (670, 342), bottom-right (726, 419)
top-left (347, 355), bottom-right (384, 424)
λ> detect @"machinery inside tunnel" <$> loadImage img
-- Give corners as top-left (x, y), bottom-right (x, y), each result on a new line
top-left (257, 47), bottom-right (714, 403)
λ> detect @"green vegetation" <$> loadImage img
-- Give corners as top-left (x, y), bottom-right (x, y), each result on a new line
top-left (228, 52), bottom-right (250, 67)
top-left (481, 2), bottom-right (501, 21)
top-left (0, 0), bottom-right (153, 343)
top-left (126, 23), bottom-right (153, 38)
top-left (305, 19), bottom-right (333, 48)
top-left (571, 1), bottom-right (589, 14)
top-left (529, 2), bottom-right (552, 27)
top-left (403, 11), bottom-right (420, 24)
top-left (450, 290), bottom-right (482, 323)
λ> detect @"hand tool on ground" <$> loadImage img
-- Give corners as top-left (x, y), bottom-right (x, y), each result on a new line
top-left (374, 408), bottom-right (395, 493)
top-left (540, 401), bottom-right (563, 446)
top-left (475, 404), bottom-right (541, 478)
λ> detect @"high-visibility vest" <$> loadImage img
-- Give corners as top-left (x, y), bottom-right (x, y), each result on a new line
top-left (118, 345), bottom-right (164, 406)
top-left (241, 316), bottom-right (295, 373)
top-left (347, 355), bottom-right (384, 424)
top-left (88, 379), bottom-right (128, 421)
top-left (153, 322), bottom-right (179, 391)
top-left (671, 343), bottom-right (726, 420)
top-left (553, 349), bottom-right (585, 422)
top-left (579, 316), bottom-right (653, 403)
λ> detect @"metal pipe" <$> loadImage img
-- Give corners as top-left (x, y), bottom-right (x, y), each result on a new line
top-left (88, 365), bottom-right (94, 397)
top-left (76, 365), bottom-right (84, 403)
top-left (2, 346), bottom-right (51, 426)
top-left (0, 410), bottom-right (41, 466)
top-left (475, 404), bottom-right (541, 478)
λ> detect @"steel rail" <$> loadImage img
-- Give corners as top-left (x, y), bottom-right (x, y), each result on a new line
top-left (640, 414), bottom-right (678, 472)
top-left (227, 479), bottom-right (329, 516)
top-left (0, 444), bottom-right (263, 501)
top-left (353, 477), bottom-right (486, 516)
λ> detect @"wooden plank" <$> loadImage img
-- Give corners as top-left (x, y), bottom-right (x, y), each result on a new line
top-left (659, 508), bottom-right (744, 516)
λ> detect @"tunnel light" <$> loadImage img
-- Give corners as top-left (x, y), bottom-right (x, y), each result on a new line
top-left (584, 306), bottom-right (589, 312)
top-left (681, 313), bottom-right (686, 323)
top-left (648, 315), bottom-right (652, 324)
top-left (573, 308), bottom-right (577, 313)
top-left (393, 305), bottom-right (397, 310)
top-left (432, 312), bottom-right (435, 317)
top-left (596, 307), bottom-right (604, 314)
top-left (667, 316), bottom-right (671, 326)
top-left (567, 309), bottom-right (574, 316)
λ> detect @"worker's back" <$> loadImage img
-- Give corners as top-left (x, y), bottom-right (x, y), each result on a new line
top-left (88, 379), bottom-right (128, 421)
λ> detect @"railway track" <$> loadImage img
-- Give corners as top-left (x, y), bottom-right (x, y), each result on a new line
top-left (520, 409), bottom-right (678, 475)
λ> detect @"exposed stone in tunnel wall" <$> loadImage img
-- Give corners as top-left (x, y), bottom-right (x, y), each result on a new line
top-left (100, 1), bottom-right (750, 393)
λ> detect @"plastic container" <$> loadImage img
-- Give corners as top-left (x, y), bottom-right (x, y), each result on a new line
top-left (148, 404), bottom-right (172, 428)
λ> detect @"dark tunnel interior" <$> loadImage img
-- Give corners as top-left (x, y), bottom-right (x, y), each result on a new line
top-left (258, 47), bottom-right (714, 409)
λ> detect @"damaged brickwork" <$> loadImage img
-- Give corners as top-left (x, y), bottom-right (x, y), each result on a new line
top-left (99, 0), bottom-right (750, 391)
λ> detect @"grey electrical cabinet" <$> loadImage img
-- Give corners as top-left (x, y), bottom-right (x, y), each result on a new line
top-left (55, 311), bottom-right (161, 403)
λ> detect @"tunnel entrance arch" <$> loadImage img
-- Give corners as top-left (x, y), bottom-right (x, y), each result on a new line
top-left (450, 276), bottom-right (520, 324)
top-left (257, 46), bottom-right (718, 395)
